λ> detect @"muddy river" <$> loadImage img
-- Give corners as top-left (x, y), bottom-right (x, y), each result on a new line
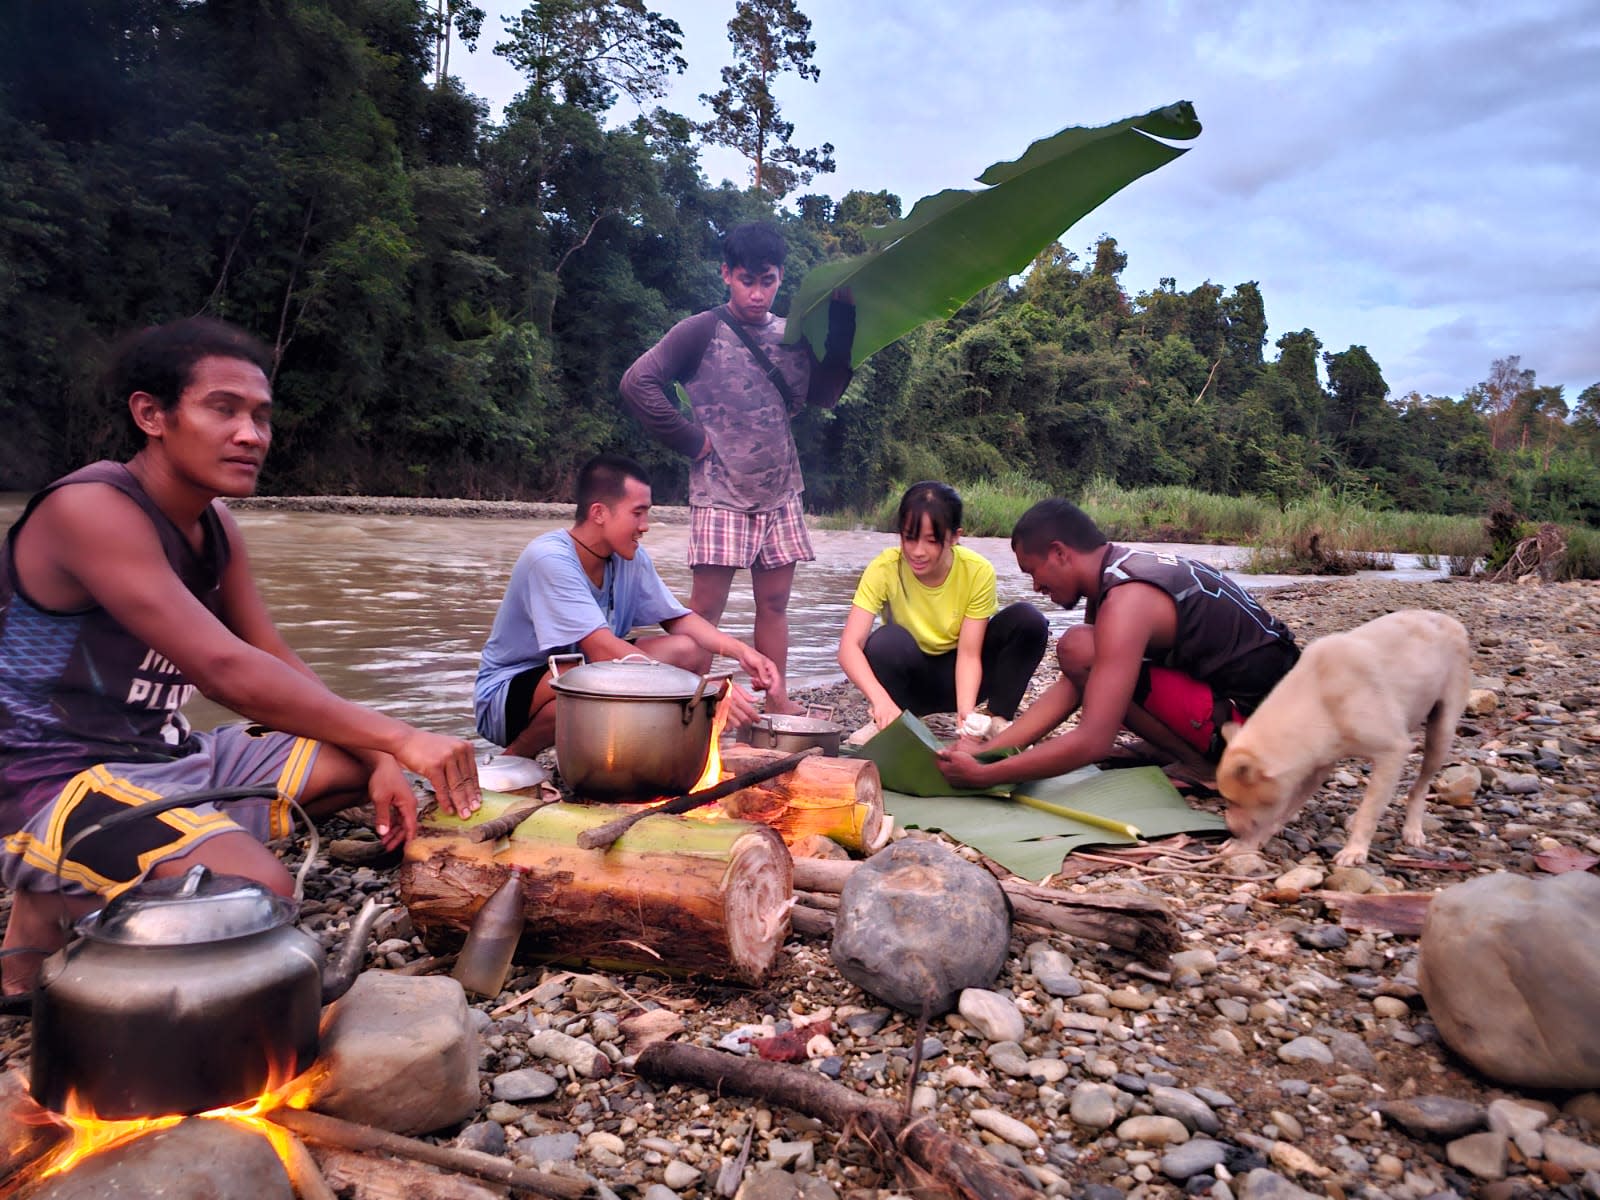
top-left (0, 496), bottom-right (1444, 737)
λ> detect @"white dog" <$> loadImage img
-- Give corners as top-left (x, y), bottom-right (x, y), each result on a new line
top-left (1216, 609), bottom-right (1471, 866)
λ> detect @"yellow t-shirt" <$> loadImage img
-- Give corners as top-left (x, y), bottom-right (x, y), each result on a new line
top-left (850, 545), bottom-right (999, 655)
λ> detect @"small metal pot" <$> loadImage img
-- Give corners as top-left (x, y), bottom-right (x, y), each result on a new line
top-left (549, 654), bottom-right (727, 799)
top-left (22, 864), bottom-right (382, 1118)
top-left (741, 707), bottom-right (844, 756)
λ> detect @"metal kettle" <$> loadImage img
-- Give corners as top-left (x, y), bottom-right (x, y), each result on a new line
top-left (25, 864), bottom-right (383, 1118)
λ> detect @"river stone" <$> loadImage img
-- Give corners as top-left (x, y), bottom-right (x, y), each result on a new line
top-left (1435, 763), bottom-right (1483, 805)
top-left (492, 1068), bottom-right (560, 1103)
top-left (1446, 1131), bottom-right (1508, 1180)
top-left (1276, 1037), bottom-right (1333, 1066)
top-left (1028, 947), bottom-right (1083, 996)
top-left (1160, 1138), bottom-right (1230, 1180)
top-left (513, 1132), bottom-right (580, 1163)
top-left (1376, 1095), bottom-right (1486, 1139)
top-left (456, 1122), bottom-right (507, 1155)
top-left (1543, 1131), bottom-right (1600, 1174)
top-left (1418, 870), bottom-right (1600, 1087)
top-left (831, 840), bottom-right (1010, 1015)
top-left (1116, 1115), bottom-right (1190, 1146)
top-left (22, 1117), bottom-right (292, 1199)
top-left (1327, 1030), bottom-right (1378, 1072)
top-left (1069, 1082), bottom-right (1122, 1130)
top-left (1487, 1098), bottom-right (1552, 1137)
top-left (958, 989), bottom-right (1026, 1043)
top-left (1148, 1086), bottom-right (1221, 1134)
top-left (310, 971), bottom-right (478, 1134)
top-left (663, 1162), bottom-right (701, 1190)
top-left (971, 1108), bottom-right (1040, 1149)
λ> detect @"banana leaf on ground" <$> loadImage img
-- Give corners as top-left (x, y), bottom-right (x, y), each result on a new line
top-left (847, 713), bottom-right (1225, 879)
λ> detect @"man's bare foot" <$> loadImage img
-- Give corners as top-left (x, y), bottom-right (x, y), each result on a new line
top-left (764, 697), bottom-right (804, 717)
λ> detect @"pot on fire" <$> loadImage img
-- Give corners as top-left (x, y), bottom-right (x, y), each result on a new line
top-left (21, 864), bottom-right (382, 1119)
top-left (548, 653), bottom-right (727, 799)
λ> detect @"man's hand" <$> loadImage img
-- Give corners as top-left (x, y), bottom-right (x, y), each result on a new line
top-left (948, 733), bottom-right (988, 755)
top-left (366, 756), bottom-right (419, 849)
top-left (870, 696), bottom-right (903, 730)
top-left (722, 682), bottom-right (762, 730)
top-left (394, 729), bottom-right (481, 822)
top-left (936, 748), bottom-right (990, 789)
top-left (730, 643), bottom-right (780, 693)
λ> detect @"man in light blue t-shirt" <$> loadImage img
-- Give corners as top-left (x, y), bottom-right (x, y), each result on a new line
top-left (475, 454), bottom-right (778, 757)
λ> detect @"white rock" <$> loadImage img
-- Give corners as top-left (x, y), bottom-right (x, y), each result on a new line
top-left (1274, 865), bottom-right (1326, 893)
top-left (957, 988), bottom-right (1026, 1042)
top-left (971, 1108), bottom-right (1040, 1148)
top-left (663, 1161), bottom-right (701, 1190)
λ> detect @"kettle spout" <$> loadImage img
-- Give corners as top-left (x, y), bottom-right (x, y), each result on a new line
top-left (321, 896), bottom-right (386, 1005)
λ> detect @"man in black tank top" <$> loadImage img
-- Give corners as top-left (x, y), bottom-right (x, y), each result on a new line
top-left (937, 498), bottom-right (1298, 790)
top-left (0, 318), bottom-right (483, 993)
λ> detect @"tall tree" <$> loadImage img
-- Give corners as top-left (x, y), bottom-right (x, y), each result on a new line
top-left (698, 0), bottom-right (834, 198)
top-left (1468, 355), bottom-right (1536, 452)
top-left (496, 0), bottom-right (685, 110)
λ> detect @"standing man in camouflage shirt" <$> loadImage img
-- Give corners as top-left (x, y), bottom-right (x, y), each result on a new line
top-left (620, 223), bottom-right (854, 713)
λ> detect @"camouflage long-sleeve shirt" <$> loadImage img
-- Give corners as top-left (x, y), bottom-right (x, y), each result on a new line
top-left (619, 301), bottom-right (854, 512)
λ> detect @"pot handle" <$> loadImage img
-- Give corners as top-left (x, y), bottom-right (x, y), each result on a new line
top-left (804, 704), bottom-right (836, 721)
top-left (547, 653), bottom-right (586, 680)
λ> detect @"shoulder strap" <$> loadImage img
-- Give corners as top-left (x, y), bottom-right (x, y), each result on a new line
top-left (716, 307), bottom-right (797, 409)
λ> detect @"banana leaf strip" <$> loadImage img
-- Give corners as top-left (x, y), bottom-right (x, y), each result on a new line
top-left (784, 101), bottom-right (1202, 367)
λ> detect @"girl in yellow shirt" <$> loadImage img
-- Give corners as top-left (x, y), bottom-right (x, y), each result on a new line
top-left (838, 482), bottom-right (1048, 730)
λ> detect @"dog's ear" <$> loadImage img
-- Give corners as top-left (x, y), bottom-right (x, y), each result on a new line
top-left (1221, 753), bottom-right (1273, 789)
top-left (1219, 720), bottom-right (1242, 745)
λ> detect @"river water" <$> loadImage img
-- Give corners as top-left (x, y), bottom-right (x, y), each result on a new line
top-left (0, 496), bottom-right (1444, 737)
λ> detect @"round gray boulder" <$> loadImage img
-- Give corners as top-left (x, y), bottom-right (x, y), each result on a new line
top-left (1418, 870), bottom-right (1600, 1088)
top-left (830, 839), bottom-right (1010, 1015)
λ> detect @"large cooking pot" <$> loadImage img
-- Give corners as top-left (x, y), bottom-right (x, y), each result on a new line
top-left (7, 862), bottom-right (382, 1119)
top-left (548, 653), bottom-right (727, 799)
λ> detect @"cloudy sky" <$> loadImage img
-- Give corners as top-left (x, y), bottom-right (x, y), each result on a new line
top-left (455, 0), bottom-right (1600, 404)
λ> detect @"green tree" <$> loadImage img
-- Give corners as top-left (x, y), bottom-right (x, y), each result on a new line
top-left (495, 0), bottom-right (685, 110)
top-left (698, 0), bottom-right (834, 198)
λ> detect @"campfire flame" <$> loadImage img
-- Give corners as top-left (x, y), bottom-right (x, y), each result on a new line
top-left (36, 1057), bottom-right (322, 1180)
top-left (687, 683), bottom-right (735, 795)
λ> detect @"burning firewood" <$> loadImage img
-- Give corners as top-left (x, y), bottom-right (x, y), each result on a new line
top-left (398, 796), bottom-right (792, 984)
top-left (713, 744), bottom-right (886, 854)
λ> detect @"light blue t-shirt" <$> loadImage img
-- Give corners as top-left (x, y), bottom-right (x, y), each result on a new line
top-left (473, 530), bottom-right (690, 743)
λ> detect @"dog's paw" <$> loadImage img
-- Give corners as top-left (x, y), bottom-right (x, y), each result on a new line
top-left (1332, 844), bottom-right (1371, 867)
top-left (1401, 826), bottom-right (1427, 848)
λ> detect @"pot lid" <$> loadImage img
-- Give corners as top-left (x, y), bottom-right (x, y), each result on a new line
top-left (753, 714), bottom-right (842, 735)
top-left (77, 865), bottom-right (298, 946)
top-left (548, 655), bottom-right (711, 700)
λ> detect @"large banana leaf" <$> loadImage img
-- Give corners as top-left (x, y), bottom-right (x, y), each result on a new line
top-left (785, 101), bottom-right (1202, 367)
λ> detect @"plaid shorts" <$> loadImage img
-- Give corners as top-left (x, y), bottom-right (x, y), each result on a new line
top-left (2, 724), bottom-right (319, 898)
top-left (689, 495), bottom-right (815, 570)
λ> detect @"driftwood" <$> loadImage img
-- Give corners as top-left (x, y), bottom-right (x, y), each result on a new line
top-left (1319, 890), bottom-right (1434, 937)
top-left (1486, 522), bottom-right (1566, 583)
top-left (635, 1043), bottom-right (1036, 1200)
top-left (267, 1108), bottom-right (582, 1199)
top-left (310, 1146), bottom-right (507, 1199)
top-left (577, 748), bottom-right (822, 851)
top-left (792, 855), bottom-right (1179, 959)
top-left (400, 798), bottom-right (792, 982)
top-left (282, 1133), bottom-right (340, 1200)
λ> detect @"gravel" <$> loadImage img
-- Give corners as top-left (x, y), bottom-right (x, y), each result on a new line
top-left (5, 575), bottom-right (1600, 1198)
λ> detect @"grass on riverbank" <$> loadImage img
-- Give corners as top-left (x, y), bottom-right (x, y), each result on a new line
top-left (818, 476), bottom-right (1600, 579)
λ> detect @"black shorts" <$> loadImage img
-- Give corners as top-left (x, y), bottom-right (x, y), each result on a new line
top-left (502, 663), bottom-right (551, 746)
top-left (1214, 638), bottom-right (1302, 715)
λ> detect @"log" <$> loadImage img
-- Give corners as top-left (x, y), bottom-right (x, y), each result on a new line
top-left (714, 745), bottom-right (885, 854)
top-left (267, 1109), bottom-right (582, 1200)
top-left (792, 855), bottom-right (1179, 959)
top-left (310, 1147), bottom-right (506, 1200)
top-left (635, 1043), bottom-right (1036, 1200)
top-left (577, 748), bottom-right (821, 851)
top-left (401, 795), bottom-right (792, 983)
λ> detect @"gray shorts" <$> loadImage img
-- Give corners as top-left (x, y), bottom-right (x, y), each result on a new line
top-left (1, 724), bottom-right (321, 898)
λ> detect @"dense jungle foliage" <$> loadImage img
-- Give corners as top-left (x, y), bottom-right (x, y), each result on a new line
top-left (3, 0), bottom-right (1598, 527)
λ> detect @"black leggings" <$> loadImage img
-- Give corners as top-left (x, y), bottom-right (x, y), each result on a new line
top-left (863, 602), bottom-right (1049, 719)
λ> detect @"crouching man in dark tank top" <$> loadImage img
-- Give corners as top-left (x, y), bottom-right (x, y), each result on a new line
top-left (937, 498), bottom-right (1299, 790)
top-left (0, 318), bottom-right (482, 993)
